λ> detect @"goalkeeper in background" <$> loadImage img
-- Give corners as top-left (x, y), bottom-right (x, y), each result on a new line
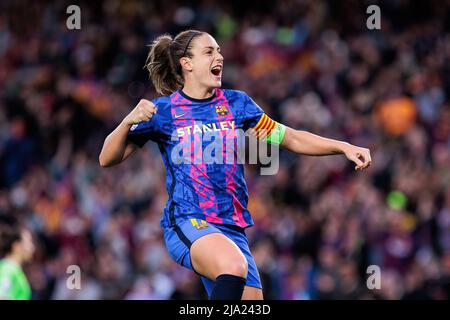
top-left (0, 215), bottom-right (35, 300)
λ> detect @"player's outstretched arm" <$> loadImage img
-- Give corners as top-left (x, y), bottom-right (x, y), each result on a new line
top-left (99, 99), bottom-right (157, 167)
top-left (281, 127), bottom-right (372, 171)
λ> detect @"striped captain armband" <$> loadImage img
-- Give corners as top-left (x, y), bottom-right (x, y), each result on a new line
top-left (250, 113), bottom-right (286, 145)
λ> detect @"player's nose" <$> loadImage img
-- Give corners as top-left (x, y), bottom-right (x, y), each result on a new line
top-left (215, 52), bottom-right (224, 63)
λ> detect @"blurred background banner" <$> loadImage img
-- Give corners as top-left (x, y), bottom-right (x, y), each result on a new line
top-left (0, 0), bottom-right (449, 300)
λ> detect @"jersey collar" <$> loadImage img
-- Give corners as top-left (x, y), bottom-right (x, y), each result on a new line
top-left (179, 89), bottom-right (217, 103)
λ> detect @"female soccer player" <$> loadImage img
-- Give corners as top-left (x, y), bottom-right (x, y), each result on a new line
top-left (99, 30), bottom-right (371, 300)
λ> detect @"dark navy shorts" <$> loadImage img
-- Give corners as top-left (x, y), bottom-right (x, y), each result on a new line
top-left (163, 218), bottom-right (262, 297)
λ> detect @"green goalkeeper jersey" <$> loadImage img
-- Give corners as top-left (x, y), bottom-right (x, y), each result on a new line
top-left (0, 259), bottom-right (31, 300)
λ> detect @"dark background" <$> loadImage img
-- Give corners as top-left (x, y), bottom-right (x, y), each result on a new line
top-left (0, 0), bottom-right (450, 299)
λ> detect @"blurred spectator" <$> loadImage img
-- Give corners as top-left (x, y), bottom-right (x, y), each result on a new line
top-left (1, 0), bottom-right (450, 299)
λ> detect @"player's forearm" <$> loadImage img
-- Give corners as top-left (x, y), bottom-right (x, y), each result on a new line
top-left (99, 121), bottom-right (132, 167)
top-left (281, 127), bottom-right (350, 156)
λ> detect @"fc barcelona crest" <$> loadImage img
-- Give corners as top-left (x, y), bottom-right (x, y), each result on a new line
top-left (215, 105), bottom-right (229, 116)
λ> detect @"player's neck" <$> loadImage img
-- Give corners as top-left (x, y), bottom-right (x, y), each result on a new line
top-left (181, 83), bottom-right (215, 100)
top-left (5, 253), bottom-right (23, 267)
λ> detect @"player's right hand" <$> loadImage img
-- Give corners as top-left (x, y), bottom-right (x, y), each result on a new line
top-left (123, 99), bottom-right (157, 126)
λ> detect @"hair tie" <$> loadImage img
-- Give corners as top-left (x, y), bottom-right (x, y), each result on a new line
top-left (182, 33), bottom-right (197, 57)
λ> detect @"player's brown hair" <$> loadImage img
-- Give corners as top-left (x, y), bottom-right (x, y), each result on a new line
top-left (0, 215), bottom-right (21, 258)
top-left (145, 29), bottom-right (204, 96)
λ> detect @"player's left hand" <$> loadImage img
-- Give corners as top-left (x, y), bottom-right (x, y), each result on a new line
top-left (343, 144), bottom-right (372, 171)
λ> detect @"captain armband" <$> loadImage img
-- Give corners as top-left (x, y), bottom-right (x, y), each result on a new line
top-left (250, 113), bottom-right (286, 145)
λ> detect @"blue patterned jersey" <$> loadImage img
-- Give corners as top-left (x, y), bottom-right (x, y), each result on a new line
top-left (127, 89), bottom-right (272, 229)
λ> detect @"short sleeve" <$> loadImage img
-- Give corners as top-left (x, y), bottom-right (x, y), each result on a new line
top-left (240, 91), bottom-right (286, 145)
top-left (126, 120), bottom-right (158, 147)
top-left (241, 92), bottom-right (265, 131)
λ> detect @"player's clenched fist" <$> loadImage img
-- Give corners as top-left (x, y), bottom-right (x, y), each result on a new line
top-left (123, 99), bottom-right (157, 126)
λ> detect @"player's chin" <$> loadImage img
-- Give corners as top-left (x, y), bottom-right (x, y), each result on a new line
top-left (210, 77), bottom-right (222, 88)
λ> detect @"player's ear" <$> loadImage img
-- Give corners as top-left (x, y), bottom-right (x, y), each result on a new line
top-left (179, 57), bottom-right (193, 72)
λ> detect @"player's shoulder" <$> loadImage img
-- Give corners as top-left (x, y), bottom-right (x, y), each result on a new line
top-left (147, 95), bottom-right (172, 121)
top-left (151, 95), bottom-right (171, 108)
top-left (0, 260), bottom-right (19, 276)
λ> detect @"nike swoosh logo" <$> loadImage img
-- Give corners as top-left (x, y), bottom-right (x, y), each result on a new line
top-left (174, 113), bottom-right (186, 118)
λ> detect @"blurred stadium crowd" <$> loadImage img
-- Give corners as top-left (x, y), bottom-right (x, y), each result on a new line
top-left (1, 0), bottom-right (450, 299)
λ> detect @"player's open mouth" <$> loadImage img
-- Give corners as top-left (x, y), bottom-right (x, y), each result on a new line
top-left (211, 65), bottom-right (222, 78)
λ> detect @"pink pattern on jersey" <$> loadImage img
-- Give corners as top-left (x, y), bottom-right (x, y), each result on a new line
top-left (170, 91), bottom-right (222, 224)
top-left (215, 89), bottom-right (248, 228)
